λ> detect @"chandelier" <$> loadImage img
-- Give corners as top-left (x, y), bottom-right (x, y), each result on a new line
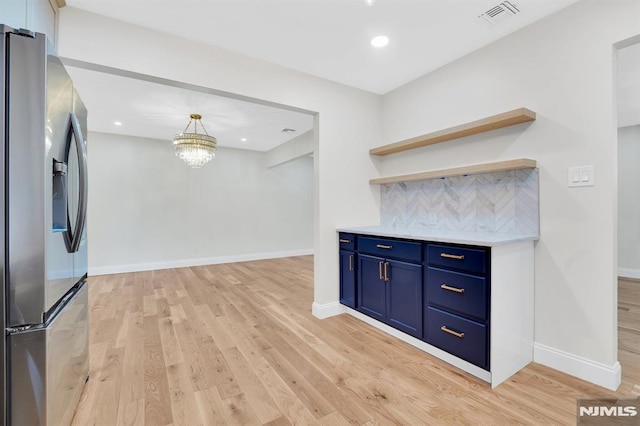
top-left (172, 113), bottom-right (217, 168)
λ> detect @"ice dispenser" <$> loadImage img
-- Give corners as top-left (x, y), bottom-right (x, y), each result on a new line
top-left (52, 159), bottom-right (67, 232)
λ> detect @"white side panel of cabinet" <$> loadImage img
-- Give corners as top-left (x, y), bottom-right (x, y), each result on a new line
top-left (0, 0), bottom-right (28, 29)
top-left (490, 241), bottom-right (535, 388)
top-left (27, 0), bottom-right (56, 45)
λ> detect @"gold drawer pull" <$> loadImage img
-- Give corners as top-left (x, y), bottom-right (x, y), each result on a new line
top-left (441, 253), bottom-right (464, 260)
top-left (349, 254), bottom-right (354, 272)
top-left (379, 261), bottom-right (384, 280)
top-left (339, 239), bottom-right (351, 243)
top-left (441, 326), bottom-right (465, 339)
top-left (441, 284), bottom-right (465, 294)
top-left (376, 244), bottom-right (393, 249)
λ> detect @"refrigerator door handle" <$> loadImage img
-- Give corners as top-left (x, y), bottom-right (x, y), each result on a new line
top-left (63, 112), bottom-right (88, 253)
top-left (70, 112), bottom-right (88, 253)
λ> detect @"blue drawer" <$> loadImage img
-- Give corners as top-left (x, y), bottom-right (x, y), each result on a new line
top-left (339, 233), bottom-right (356, 251)
top-left (426, 267), bottom-right (487, 321)
top-left (425, 306), bottom-right (488, 370)
top-left (358, 236), bottom-right (421, 263)
top-left (426, 244), bottom-right (487, 275)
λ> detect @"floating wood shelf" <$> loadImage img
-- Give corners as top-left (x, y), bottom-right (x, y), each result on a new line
top-left (369, 158), bottom-right (537, 185)
top-left (370, 108), bottom-right (536, 156)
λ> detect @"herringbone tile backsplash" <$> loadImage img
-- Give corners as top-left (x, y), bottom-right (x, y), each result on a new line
top-left (381, 168), bottom-right (539, 235)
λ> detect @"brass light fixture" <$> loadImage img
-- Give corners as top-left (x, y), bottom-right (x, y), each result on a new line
top-left (172, 113), bottom-right (217, 168)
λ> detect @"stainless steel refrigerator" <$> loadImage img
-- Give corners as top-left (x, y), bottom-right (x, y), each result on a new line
top-left (0, 25), bottom-right (89, 425)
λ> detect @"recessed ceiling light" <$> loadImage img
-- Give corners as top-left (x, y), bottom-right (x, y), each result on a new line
top-left (371, 36), bottom-right (389, 48)
top-left (364, 0), bottom-right (375, 6)
top-left (113, 121), bottom-right (122, 126)
top-left (240, 138), bottom-right (247, 142)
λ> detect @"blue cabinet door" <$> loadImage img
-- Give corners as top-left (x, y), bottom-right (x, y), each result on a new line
top-left (358, 254), bottom-right (386, 321)
top-left (387, 259), bottom-right (423, 338)
top-left (339, 250), bottom-right (357, 308)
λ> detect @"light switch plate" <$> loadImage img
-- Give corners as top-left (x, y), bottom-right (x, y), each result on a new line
top-left (568, 165), bottom-right (594, 187)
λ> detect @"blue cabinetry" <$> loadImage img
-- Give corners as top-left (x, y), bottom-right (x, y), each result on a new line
top-left (338, 233), bottom-right (492, 371)
top-left (358, 254), bottom-right (386, 320)
top-left (337, 230), bottom-right (536, 386)
top-left (424, 243), bottom-right (490, 370)
top-left (339, 233), bottom-right (357, 308)
top-left (386, 259), bottom-right (422, 338)
top-left (425, 306), bottom-right (488, 369)
top-left (356, 237), bottom-right (423, 338)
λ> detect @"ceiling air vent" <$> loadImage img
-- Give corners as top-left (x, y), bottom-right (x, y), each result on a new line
top-left (479, 1), bottom-right (520, 25)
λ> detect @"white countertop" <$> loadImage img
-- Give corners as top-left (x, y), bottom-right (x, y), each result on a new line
top-left (337, 226), bottom-right (539, 247)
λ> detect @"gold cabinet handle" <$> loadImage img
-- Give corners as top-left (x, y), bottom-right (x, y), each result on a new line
top-left (440, 284), bottom-right (465, 294)
top-left (441, 326), bottom-right (464, 339)
top-left (339, 239), bottom-right (351, 244)
top-left (349, 254), bottom-right (353, 272)
top-left (379, 261), bottom-right (383, 281)
top-left (440, 253), bottom-right (464, 260)
top-left (384, 262), bottom-right (389, 282)
top-left (376, 244), bottom-right (393, 249)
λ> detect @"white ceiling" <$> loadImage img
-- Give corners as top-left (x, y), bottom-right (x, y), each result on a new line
top-left (66, 66), bottom-right (314, 152)
top-left (62, 0), bottom-right (584, 150)
top-left (618, 43), bottom-right (640, 128)
top-left (65, 0), bottom-right (579, 95)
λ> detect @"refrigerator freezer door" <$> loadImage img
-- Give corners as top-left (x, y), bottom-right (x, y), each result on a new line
top-left (8, 283), bottom-right (89, 426)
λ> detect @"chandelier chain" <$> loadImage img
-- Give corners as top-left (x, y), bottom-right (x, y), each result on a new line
top-left (182, 117), bottom-right (193, 134)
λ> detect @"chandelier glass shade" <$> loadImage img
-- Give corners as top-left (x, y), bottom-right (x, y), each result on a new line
top-left (173, 113), bottom-right (217, 168)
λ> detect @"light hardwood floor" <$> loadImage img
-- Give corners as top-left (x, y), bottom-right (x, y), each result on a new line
top-left (72, 257), bottom-right (639, 425)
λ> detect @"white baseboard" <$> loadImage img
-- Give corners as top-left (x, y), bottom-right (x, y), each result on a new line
top-left (311, 301), bottom-right (346, 319)
top-left (618, 267), bottom-right (640, 280)
top-left (88, 248), bottom-right (314, 276)
top-left (533, 342), bottom-right (621, 391)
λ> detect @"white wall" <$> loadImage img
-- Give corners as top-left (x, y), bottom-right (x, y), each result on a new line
top-left (617, 42), bottom-right (640, 279)
top-left (58, 7), bottom-right (382, 304)
top-left (618, 125), bottom-right (640, 278)
top-left (87, 132), bottom-right (314, 274)
top-left (380, 0), bottom-right (639, 388)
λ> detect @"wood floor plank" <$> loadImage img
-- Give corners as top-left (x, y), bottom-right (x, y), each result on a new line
top-left (221, 347), bottom-right (282, 424)
top-left (194, 386), bottom-right (226, 426)
top-left (117, 398), bottom-right (145, 426)
top-left (220, 392), bottom-right (263, 426)
top-left (143, 315), bottom-right (174, 425)
top-left (166, 363), bottom-right (204, 426)
top-left (251, 356), bottom-right (320, 425)
top-left (261, 347), bottom-right (335, 419)
top-left (72, 257), bottom-right (640, 425)
top-left (158, 316), bottom-right (185, 367)
top-left (172, 320), bottom-right (218, 392)
top-left (117, 311), bottom-right (145, 411)
top-left (93, 346), bottom-right (125, 425)
top-left (193, 304), bottom-right (236, 351)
